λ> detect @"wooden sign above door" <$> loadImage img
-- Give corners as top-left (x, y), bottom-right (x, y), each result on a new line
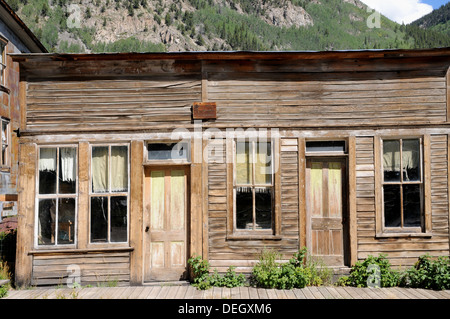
top-left (192, 102), bottom-right (217, 120)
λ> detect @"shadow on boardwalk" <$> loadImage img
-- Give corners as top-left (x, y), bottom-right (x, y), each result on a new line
top-left (3, 285), bottom-right (450, 300)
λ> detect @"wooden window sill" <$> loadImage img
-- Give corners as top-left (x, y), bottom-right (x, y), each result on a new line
top-left (28, 246), bottom-right (134, 256)
top-left (375, 232), bottom-right (432, 239)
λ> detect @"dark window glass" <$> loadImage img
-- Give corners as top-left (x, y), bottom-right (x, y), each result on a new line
top-left (255, 188), bottom-right (272, 229)
top-left (403, 184), bottom-right (421, 227)
top-left (58, 198), bottom-right (75, 244)
top-left (110, 196), bottom-right (127, 242)
top-left (39, 148), bottom-right (57, 194)
top-left (306, 141), bottom-right (346, 153)
top-left (91, 196), bottom-right (108, 242)
top-left (148, 142), bottom-right (189, 160)
top-left (236, 187), bottom-right (253, 229)
top-left (384, 185), bottom-right (401, 227)
top-left (38, 199), bottom-right (56, 245)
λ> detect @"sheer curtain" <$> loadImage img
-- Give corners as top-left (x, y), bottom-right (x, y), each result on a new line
top-left (60, 147), bottom-right (76, 182)
top-left (39, 148), bottom-right (56, 171)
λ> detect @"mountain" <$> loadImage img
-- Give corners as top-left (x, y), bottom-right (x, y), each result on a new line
top-left (411, 2), bottom-right (450, 36)
top-left (5, 0), bottom-right (450, 53)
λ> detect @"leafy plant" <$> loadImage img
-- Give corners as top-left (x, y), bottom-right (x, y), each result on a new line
top-left (187, 255), bottom-right (245, 290)
top-left (339, 254), bottom-right (400, 288)
top-left (402, 254), bottom-right (450, 290)
top-left (0, 261), bottom-right (11, 298)
top-left (250, 247), bottom-right (329, 289)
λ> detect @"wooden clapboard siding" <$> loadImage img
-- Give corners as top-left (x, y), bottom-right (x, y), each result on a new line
top-left (31, 251), bottom-right (131, 286)
top-left (208, 72), bottom-right (447, 127)
top-left (25, 76), bottom-right (201, 132)
top-left (356, 135), bottom-right (450, 267)
top-left (208, 138), bottom-right (299, 271)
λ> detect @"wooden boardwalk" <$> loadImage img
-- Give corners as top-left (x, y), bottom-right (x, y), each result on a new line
top-left (3, 285), bottom-right (450, 299)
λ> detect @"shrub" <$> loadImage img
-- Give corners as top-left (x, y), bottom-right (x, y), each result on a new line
top-left (339, 254), bottom-right (400, 288)
top-left (187, 255), bottom-right (245, 290)
top-left (250, 247), bottom-right (328, 289)
top-left (403, 254), bottom-right (450, 290)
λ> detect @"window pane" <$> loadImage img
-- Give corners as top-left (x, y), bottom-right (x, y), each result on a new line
top-left (59, 147), bottom-right (77, 194)
top-left (236, 187), bottom-right (253, 229)
top-left (384, 184), bottom-right (401, 227)
top-left (38, 199), bottom-right (56, 245)
top-left (39, 148), bottom-right (57, 194)
top-left (402, 139), bottom-right (420, 182)
top-left (383, 140), bottom-right (401, 182)
top-left (255, 187), bottom-right (272, 229)
top-left (92, 146), bottom-right (109, 193)
top-left (110, 196), bottom-right (127, 242)
top-left (111, 146), bottom-right (128, 192)
top-left (148, 142), bottom-right (188, 160)
top-left (236, 142), bottom-right (252, 185)
top-left (58, 198), bottom-right (75, 244)
top-left (1, 120), bottom-right (7, 166)
top-left (90, 196), bottom-right (108, 242)
top-left (255, 142), bottom-right (272, 185)
top-left (306, 141), bottom-right (346, 153)
top-left (403, 184), bottom-right (421, 227)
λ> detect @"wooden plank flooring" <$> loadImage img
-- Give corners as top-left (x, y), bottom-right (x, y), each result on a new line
top-left (3, 285), bottom-right (450, 299)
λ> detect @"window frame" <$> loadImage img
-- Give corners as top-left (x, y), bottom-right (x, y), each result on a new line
top-left (0, 117), bottom-right (10, 169)
top-left (0, 37), bottom-right (7, 87)
top-left (89, 143), bottom-right (130, 245)
top-left (145, 140), bottom-right (191, 165)
top-left (34, 145), bottom-right (78, 248)
top-left (227, 137), bottom-right (281, 239)
top-left (375, 135), bottom-right (432, 238)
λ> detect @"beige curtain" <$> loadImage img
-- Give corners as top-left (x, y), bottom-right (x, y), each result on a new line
top-left (111, 146), bottom-right (128, 192)
top-left (236, 142), bottom-right (271, 185)
top-left (383, 140), bottom-right (419, 172)
top-left (255, 142), bottom-right (271, 185)
top-left (92, 147), bottom-right (108, 193)
top-left (236, 142), bottom-right (252, 185)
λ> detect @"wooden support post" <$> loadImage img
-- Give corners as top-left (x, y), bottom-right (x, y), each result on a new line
top-left (77, 142), bottom-right (89, 249)
top-left (190, 137), bottom-right (203, 258)
top-left (446, 67), bottom-right (450, 123)
top-left (15, 143), bottom-right (36, 287)
top-left (19, 80), bottom-right (27, 131)
top-left (298, 137), bottom-right (306, 249)
top-left (201, 138), bottom-right (208, 259)
top-left (129, 140), bottom-right (144, 285)
top-left (348, 136), bottom-right (357, 266)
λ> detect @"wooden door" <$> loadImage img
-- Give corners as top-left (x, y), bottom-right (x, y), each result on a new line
top-left (305, 158), bottom-right (348, 266)
top-left (144, 166), bottom-right (189, 281)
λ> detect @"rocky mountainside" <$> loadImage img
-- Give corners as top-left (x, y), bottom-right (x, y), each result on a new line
top-left (412, 2), bottom-right (450, 36)
top-left (5, 0), bottom-right (450, 53)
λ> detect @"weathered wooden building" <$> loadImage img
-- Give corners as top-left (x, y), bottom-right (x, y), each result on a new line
top-left (12, 48), bottom-right (450, 287)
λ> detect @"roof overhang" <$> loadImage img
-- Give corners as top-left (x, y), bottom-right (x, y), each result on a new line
top-left (0, 0), bottom-right (47, 53)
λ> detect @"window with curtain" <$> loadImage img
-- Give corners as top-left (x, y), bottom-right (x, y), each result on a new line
top-left (37, 146), bottom-right (77, 246)
top-left (234, 140), bottom-right (273, 231)
top-left (1, 118), bottom-right (9, 167)
top-left (382, 138), bottom-right (423, 230)
top-left (90, 145), bottom-right (129, 243)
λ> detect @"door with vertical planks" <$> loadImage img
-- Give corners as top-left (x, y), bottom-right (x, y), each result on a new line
top-left (144, 166), bottom-right (189, 281)
top-left (305, 158), bottom-right (348, 267)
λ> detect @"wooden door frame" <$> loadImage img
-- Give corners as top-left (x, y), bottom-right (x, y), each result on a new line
top-left (143, 165), bottom-right (191, 282)
top-left (305, 156), bottom-right (350, 267)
